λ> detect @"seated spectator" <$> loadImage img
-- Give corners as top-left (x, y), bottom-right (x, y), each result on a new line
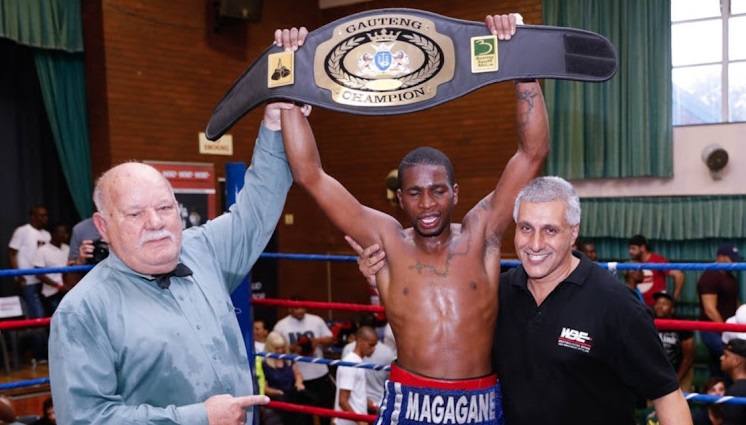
top-left (31, 397), bottom-right (55, 425)
top-left (653, 291), bottom-right (695, 391)
top-left (721, 339), bottom-right (746, 425)
top-left (692, 376), bottom-right (725, 425)
top-left (262, 332), bottom-right (307, 425)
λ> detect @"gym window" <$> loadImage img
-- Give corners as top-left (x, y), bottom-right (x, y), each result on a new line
top-left (671, 0), bottom-right (746, 125)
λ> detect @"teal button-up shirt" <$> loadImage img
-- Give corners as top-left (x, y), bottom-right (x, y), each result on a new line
top-left (49, 124), bottom-right (292, 424)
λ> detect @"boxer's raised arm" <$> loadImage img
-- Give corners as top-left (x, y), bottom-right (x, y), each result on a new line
top-left (281, 107), bottom-right (397, 248)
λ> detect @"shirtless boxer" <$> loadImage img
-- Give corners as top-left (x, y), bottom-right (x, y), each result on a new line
top-left (276, 14), bottom-right (548, 425)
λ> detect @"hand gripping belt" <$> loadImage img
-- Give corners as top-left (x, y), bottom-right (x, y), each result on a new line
top-left (205, 8), bottom-right (618, 140)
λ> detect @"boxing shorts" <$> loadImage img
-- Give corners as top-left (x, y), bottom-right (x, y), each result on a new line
top-left (374, 363), bottom-right (504, 425)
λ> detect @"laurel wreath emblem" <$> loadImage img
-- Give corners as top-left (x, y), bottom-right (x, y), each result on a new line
top-left (326, 33), bottom-right (442, 90)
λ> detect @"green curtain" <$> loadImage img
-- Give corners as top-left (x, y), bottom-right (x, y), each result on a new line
top-left (578, 195), bottom-right (746, 315)
top-left (0, 0), bottom-right (83, 52)
top-left (542, 0), bottom-right (672, 178)
top-left (1, 0), bottom-right (93, 218)
top-left (34, 50), bottom-right (94, 218)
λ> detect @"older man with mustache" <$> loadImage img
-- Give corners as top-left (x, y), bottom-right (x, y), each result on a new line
top-left (48, 101), bottom-right (310, 425)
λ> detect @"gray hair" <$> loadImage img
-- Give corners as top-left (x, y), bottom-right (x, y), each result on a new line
top-left (513, 176), bottom-right (581, 226)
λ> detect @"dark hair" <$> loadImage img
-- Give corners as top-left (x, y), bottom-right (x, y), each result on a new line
top-left (290, 294), bottom-right (305, 302)
top-left (42, 396), bottom-right (53, 417)
top-left (50, 222), bottom-right (69, 233)
top-left (29, 204), bottom-right (47, 217)
top-left (398, 147), bottom-right (455, 188)
top-left (702, 376), bottom-right (724, 393)
top-left (357, 313), bottom-right (377, 328)
top-left (629, 234), bottom-right (650, 249)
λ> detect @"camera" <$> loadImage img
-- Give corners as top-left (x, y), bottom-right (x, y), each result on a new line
top-left (89, 239), bottom-right (110, 265)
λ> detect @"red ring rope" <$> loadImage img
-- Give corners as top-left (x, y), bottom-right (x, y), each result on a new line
top-left (268, 400), bottom-right (377, 423)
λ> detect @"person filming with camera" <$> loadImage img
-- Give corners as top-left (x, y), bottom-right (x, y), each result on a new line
top-left (64, 216), bottom-right (108, 287)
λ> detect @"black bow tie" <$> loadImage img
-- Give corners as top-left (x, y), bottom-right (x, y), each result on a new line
top-left (153, 263), bottom-right (193, 289)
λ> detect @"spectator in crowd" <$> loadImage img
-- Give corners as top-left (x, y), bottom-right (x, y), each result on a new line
top-left (63, 216), bottom-right (104, 287)
top-left (262, 331), bottom-right (306, 425)
top-left (7, 205), bottom-right (51, 364)
top-left (653, 291), bottom-right (695, 391)
top-left (8, 205), bottom-right (50, 315)
top-left (698, 243), bottom-right (742, 381)
top-left (32, 223), bottom-right (70, 316)
top-left (340, 315), bottom-right (396, 413)
top-left (576, 239), bottom-right (597, 261)
top-left (623, 268), bottom-right (646, 303)
top-left (692, 376), bottom-right (726, 425)
top-left (720, 338), bottom-right (746, 425)
top-left (31, 397), bottom-right (55, 425)
top-left (334, 326), bottom-right (378, 425)
top-left (47, 100), bottom-right (304, 424)
top-left (254, 319), bottom-right (269, 352)
top-left (628, 234), bottom-right (685, 305)
top-left (272, 295), bottom-right (336, 425)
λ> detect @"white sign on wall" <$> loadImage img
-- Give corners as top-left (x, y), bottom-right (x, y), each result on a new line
top-left (199, 132), bottom-right (233, 156)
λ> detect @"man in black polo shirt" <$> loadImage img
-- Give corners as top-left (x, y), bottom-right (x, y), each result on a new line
top-left (494, 176), bottom-right (691, 425)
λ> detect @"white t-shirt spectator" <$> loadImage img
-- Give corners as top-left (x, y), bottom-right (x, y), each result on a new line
top-left (9, 224), bottom-right (51, 285)
top-left (342, 340), bottom-right (395, 406)
top-left (272, 313), bottom-right (333, 380)
top-left (334, 351), bottom-right (367, 425)
top-left (33, 242), bottom-right (70, 297)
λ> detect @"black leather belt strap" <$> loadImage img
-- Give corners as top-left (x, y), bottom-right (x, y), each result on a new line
top-left (206, 8), bottom-right (617, 140)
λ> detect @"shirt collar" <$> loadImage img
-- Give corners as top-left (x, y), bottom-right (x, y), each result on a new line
top-left (101, 251), bottom-right (189, 283)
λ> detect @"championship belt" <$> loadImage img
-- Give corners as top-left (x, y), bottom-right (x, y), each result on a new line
top-left (206, 8), bottom-right (618, 140)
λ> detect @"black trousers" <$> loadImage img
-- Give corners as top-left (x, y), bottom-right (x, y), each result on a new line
top-left (301, 374), bottom-right (336, 425)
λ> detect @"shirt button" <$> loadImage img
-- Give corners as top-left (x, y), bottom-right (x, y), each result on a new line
top-left (212, 354), bottom-right (218, 360)
top-left (179, 296), bottom-right (185, 301)
top-left (196, 325), bottom-right (201, 330)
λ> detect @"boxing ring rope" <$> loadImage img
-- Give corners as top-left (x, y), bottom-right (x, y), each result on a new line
top-left (267, 400), bottom-right (377, 423)
top-left (258, 352), bottom-right (391, 371)
top-left (3, 259), bottom-right (746, 415)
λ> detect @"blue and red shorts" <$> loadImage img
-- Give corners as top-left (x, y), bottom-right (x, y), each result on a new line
top-left (374, 363), bottom-right (505, 425)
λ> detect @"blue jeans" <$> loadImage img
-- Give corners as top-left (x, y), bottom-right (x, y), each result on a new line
top-left (21, 283), bottom-right (45, 318)
top-left (700, 330), bottom-right (726, 380)
top-left (20, 283), bottom-right (47, 360)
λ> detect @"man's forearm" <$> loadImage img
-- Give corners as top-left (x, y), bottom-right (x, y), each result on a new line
top-left (514, 80), bottom-right (549, 161)
top-left (672, 271), bottom-right (685, 300)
